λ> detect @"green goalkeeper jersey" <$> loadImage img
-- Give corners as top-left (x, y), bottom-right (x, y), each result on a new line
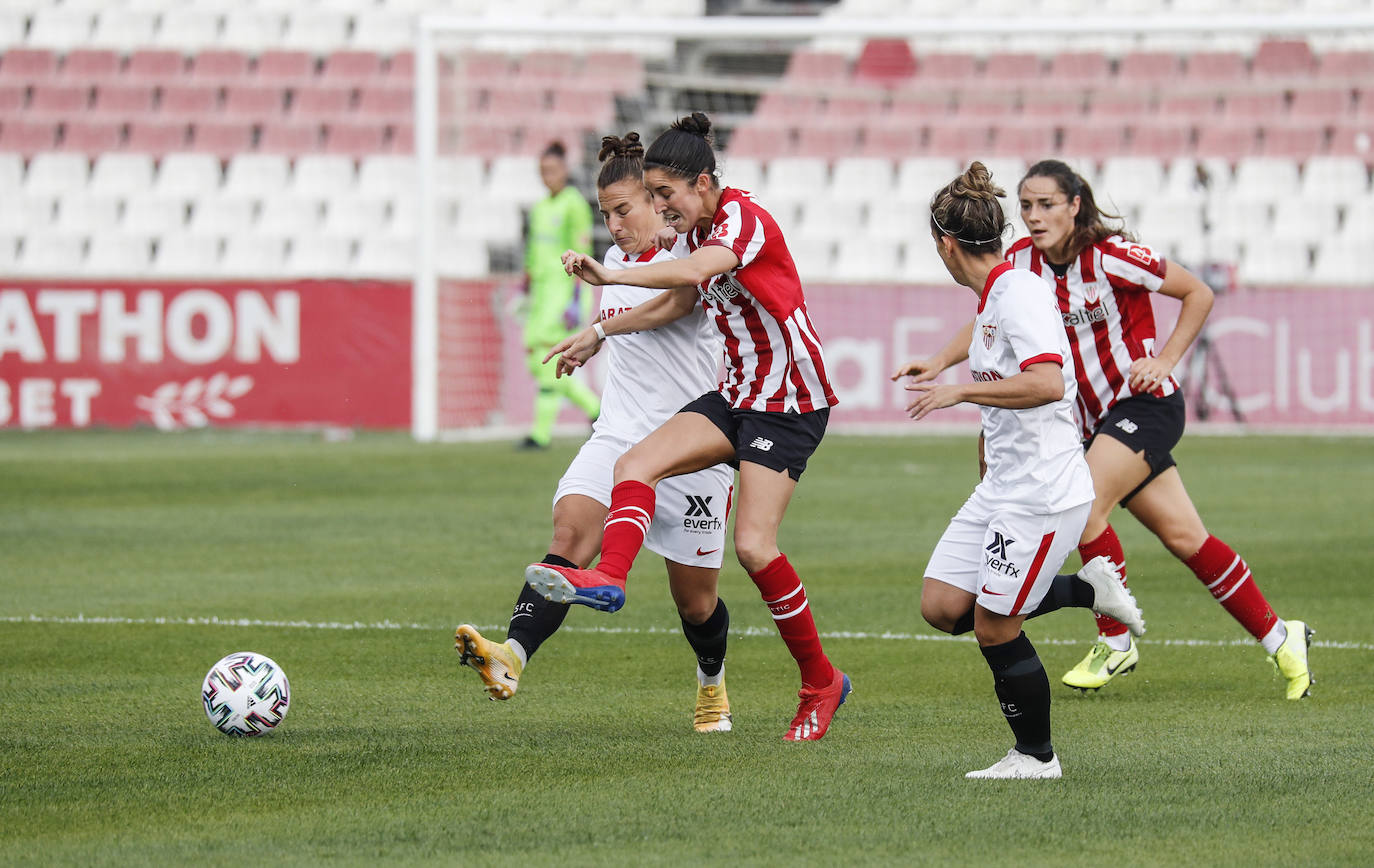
top-left (524, 184), bottom-right (594, 346)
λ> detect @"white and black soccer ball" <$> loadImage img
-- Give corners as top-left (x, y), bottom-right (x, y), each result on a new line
top-left (201, 651), bottom-right (291, 736)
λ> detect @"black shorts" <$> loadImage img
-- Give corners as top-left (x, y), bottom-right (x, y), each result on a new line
top-left (680, 391), bottom-right (829, 481)
top-left (1086, 390), bottom-right (1186, 504)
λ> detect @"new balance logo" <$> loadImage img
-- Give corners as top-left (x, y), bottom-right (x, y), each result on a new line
top-left (684, 495), bottom-right (714, 517)
top-left (1116, 418), bottom-right (1139, 434)
top-left (748, 437), bottom-right (774, 451)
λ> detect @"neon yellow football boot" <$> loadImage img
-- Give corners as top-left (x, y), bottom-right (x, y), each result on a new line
top-left (1270, 620), bottom-right (1314, 700)
top-left (455, 624), bottom-right (523, 701)
top-left (1062, 636), bottom-right (1139, 691)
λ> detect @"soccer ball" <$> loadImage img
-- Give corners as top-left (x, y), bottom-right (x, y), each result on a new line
top-left (201, 651), bottom-right (291, 736)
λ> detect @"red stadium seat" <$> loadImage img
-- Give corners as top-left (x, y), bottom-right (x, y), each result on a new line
top-left (1222, 92), bottom-right (1285, 120)
top-left (124, 119), bottom-right (188, 155)
top-left (548, 88), bottom-right (613, 127)
top-left (61, 49), bottom-right (120, 82)
top-left (224, 85), bottom-right (287, 121)
top-left (0, 119), bottom-right (60, 157)
top-left (1184, 51), bottom-right (1248, 82)
top-left (1023, 93), bottom-right (1083, 120)
top-left (457, 52), bottom-right (512, 84)
top-left (858, 118), bottom-right (926, 158)
top-left (1060, 123), bottom-right (1129, 159)
top-left (823, 94), bottom-right (886, 121)
top-left (1289, 88), bottom-right (1350, 119)
top-left (982, 52), bottom-right (1042, 84)
top-left (259, 121), bottom-right (321, 155)
top-left (323, 121), bottom-right (385, 157)
top-left (725, 122), bottom-right (795, 159)
top-left (1126, 121), bottom-right (1193, 157)
top-left (1260, 124), bottom-right (1325, 159)
top-left (448, 123), bottom-right (519, 159)
top-left (580, 51), bottom-right (644, 95)
top-left (888, 88), bottom-right (954, 118)
top-left (925, 120), bottom-right (994, 158)
top-left (126, 49), bottom-right (185, 81)
top-left (92, 83), bottom-right (157, 119)
top-left (0, 49), bottom-right (58, 81)
top-left (1194, 123), bottom-right (1261, 160)
top-left (159, 84), bottom-right (221, 120)
top-left (1253, 39), bottom-right (1316, 78)
top-left (782, 50), bottom-right (849, 84)
top-left (386, 52), bottom-right (415, 82)
top-left (319, 51), bottom-right (381, 85)
top-left (1045, 51), bottom-right (1108, 81)
top-left (1116, 51), bottom-right (1183, 83)
top-left (1327, 122), bottom-right (1373, 158)
top-left (519, 123), bottom-right (583, 158)
top-left (255, 50), bottom-right (315, 82)
top-left (483, 86), bottom-right (547, 121)
top-left (756, 90), bottom-right (820, 118)
top-left (60, 119), bottom-right (124, 156)
top-left (794, 125), bottom-right (859, 159)
top-left (1316, 50), bottom-right (1374, 80)
top-left (954, 88), bottom-right (1017, 118)
top-left (188, 120), bottom-right (255, 159)
top-left (0, 83), bottom-right (24, 113)
top-left (357, 84), bottom-right (412, 121)
top-left (1158, 94), bottom-right (1220, 118)
top-left (386, 123), bottom-right (413, 155)
top-left (190, 50), bottom-right (251, 84)
top-left (28, 83), bottom-right (90, 118)
top-left (518, 51), bottom-right (578, 84)
top-left (854, 39), bottom-right (917, 87)
top-left (913, 52), bottom-right (978, 84)
top-left (1087, 92), bottom-right (1153, 120)
top-left (290, 85), bottom-right (355, 121)
top-left (989, 122), bottom-right (1056, 158)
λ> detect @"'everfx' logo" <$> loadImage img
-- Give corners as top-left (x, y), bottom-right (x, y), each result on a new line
top-left (985, 531), bottom-right (1020, 577)
top-left (684, 494), bottom-right (722, 531)
top-left (684, 495), bottom-right (714, 517)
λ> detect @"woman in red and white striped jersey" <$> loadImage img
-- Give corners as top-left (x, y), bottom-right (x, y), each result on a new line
top-left (527, 112), bottom-right (850, 742)
top-left (1009, 159), bottom-right (1312, 699)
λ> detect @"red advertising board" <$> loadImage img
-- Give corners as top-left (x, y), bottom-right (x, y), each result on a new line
top-left (0, 280), bottom-right (411, 430)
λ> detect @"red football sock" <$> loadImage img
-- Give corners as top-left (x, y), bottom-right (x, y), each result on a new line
top-left (750, 554), bottom-right (835, 689)
top-left (595, 480), bottom-right (655, 581)
top-left (1186, 535), bottom-right (1280, 641)
top-left (1079, 524), bottom-right (1130, 637)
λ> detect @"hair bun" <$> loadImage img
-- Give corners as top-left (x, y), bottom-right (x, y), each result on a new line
top-left (672, 111), bottom-right (712, 140)
top-left (597, 132), bottom-right (644, 163)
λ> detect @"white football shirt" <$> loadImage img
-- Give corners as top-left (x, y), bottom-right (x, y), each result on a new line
top-left (593, 237), bottom-right (723, 442)
top-left (969, 262), bottom-right (1095, 514)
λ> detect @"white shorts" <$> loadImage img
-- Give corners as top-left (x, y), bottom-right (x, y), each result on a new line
top-left (554, 430), bottom-right (734, 569)
top-left (923, 488), bottom-right (1091, 617)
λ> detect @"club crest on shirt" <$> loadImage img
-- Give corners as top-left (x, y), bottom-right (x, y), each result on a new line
top-left (1083, 281), bottom-right (1100, 304)
top-left (982, 323), bottom-right (997, 349)
top-left (710, 222), bottom-right (730, 241)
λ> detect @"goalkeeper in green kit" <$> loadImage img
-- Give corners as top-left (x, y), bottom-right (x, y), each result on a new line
top-left (519, 141), bottom-right (601, 450)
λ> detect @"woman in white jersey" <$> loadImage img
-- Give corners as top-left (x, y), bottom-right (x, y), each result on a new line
top-left (528, 112), bottom-right (851, 742)
top-left (899, 162), bottom-right (1143, 779)
top-left (455, 133), bottom-right (737, 734)
top-left (1011, 160), bottom-right (1312, 699)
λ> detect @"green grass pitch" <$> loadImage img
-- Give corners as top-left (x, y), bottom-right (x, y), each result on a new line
top-left (2, 430), bottom-right (1372, 866)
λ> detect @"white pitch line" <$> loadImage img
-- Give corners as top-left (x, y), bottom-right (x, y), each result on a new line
top-left (4, 613), bottom-right (1372, 652)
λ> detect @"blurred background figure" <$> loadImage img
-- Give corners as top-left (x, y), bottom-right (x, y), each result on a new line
top-left (519, 140), bottom-right (599, 450)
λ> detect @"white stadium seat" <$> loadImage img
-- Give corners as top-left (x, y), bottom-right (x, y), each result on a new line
top-left (85, 233), bottom-right (153, 277)
top-left (15, 233), bottom-right (86, 277)
top-left (156, 153), bottom-right (224, 198)
top-left (154, 8), bottom-right (223, 50)
top-left (257, 196), bottom-right (324, 236)
top-left (280, 9), bottom-right (352, 53)
top-left (26, 8), bottom-right (94, 51)
top-left (719, 156), bottom-right (764, 194)
top-left (285, 234), bottom-right (354, 277)
top-left (865, 196), bottom-right (928, 243)
top-left (55, 192), bottom-right (123, 234)
top-left (1237, 239), bottom-right (1312, 286)
top-left (0, 153), bottom-right (24, 195)
top-left (896, 157), bottom-right (961, 202)
top-left (1098, 157), bottom-right (1168, 211)
top-left (900, 237), bottom-right (952, 284)
top-left (358, 155), bottom-right (416, 197)
top-left (152, 233), bottom-right (223, 277)
top-left (321, 193), bottom-right (392, 238)
top-left (25, 154), bottom-right (92, 197)
top-left (0, 195), bottom-right (57, 235)
top-left (89, 154), bottom-right (157, 196)
top-left (832, 238), bottom-right (901, 282)
top-left (829, 157), bottom-right (896, 202)
top-left (219, 9), bottom-right (287, 53)
top-left (188, 195), bottom-right (258, 236)
top-left (1310, 237), bottom-right (1368, 284)
top-left (484, 156), bottom-right (547, 207)
top-left (436, 238), bottom-right (492, 279)
top-left (220, 233), bottom-right (288, 276)
top-left (90, 9), bottom-right (159, 51)
top-left (1301, 156), bottom-right (1371, 206)
top-left (123, 194), bottom-right (191, 236)
top-left (292, 155), bottom-right (359, 197)
top-left (354, 235), bottom-right (415, 278)
top-left (223, 154), bottom-right (293, 199)
top-left (454, 197), bottom-right (521, 243)
top-left (1271, 197), bottom-right (1341, 245)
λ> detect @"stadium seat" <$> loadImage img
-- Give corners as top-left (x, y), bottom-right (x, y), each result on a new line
top-left (280, 9), bottom-right (352, 54)
top-left (1157, 94), bottom-right (1219, 119)
top-left (794, 126), bottom-right (860, 159)
top-left (782, 50), bottom-right (849, 84)
top-left (896, 156), bottom-right (961, 200)
top-left (864, 196), bottom-right (926, 243)
top-left (323, 121), bottom-right (386, 157)
top-left (255, 50), bottom-right (316, 82)
top-left (357, 84), bottom-right (412, 122)
top-left (256, 195), bottom-right (323, 236)
top-left (1300, 155), bottom-right (1370, 203)
top-left (88, 153), bottom-right (155, 195)
top-left (54, 191), bottom-right (121, 234)
top-left (1253, 39), bottom-right (1317, 77)
top-left (155, 8), bottom-right (223, 51)
top-left (1223, 92), bottom-right (1286, 121)
top-left (793, 198), bottom-right (864, 246)
top-left (1236, 238), bottom-right (1310, 286)
top-left (92, 83), bottom-right (157, 120)
top-left (290, 85), bottom-right (355, 121)
top-left (1315, 49), bottom-right (1374, 80)
top-left (0, 48), bottom-right (59, 81)
top-left (28, 83), bottom-right (90, 119)
top-left (1232, 156), bottom-right (1303, 203)
top-left (1289, 87), bottom-right (1350, 119)
top-left (122, 193), bottom-right (190, 236)
top-left (1163, 156), bottom-right (1228, 200)
top-left (321, 50), bottom-right (385, 83)
top-left (453, 197), bottom-right (521, 245)
top-left (25, 153), bottom-right (91, 196)
top-left (26, 8), bottom-right (95, 52)
top-left (1136, 199), bottom-right (1207, 250)
top-left (224, 85), bottom-right (288, 121)
top-left (84, 233), bottom-right (152, 277)
top-left (1125, 121), bottom-right (1193, 158)
top-left (1260, 125), bottom-right (1325, 159)
top-left (353, 235), bottom-right (415, 278)
top-left (155, 152), bottom-right (222, 197)
top-left (0, 152), bottom-right (23, 193)
top-left (858, 118), bottom-right (927, 159)
top-left (61, 48), bottom-right (120, 83)
top-left (1204, 196), bottom-right (1273, 248)
top-left (0, 234), bottom-right (18, 272)
top-left (293, 154), bottom-right (358, 196)
top-left (59, 120), bottom-right (124, 157)
top-left (0, 10), bottom-right (24, 48)
top-left (1061, 124), bottom-right (1129, 160)
top-left (763, 157), bottom-right (830, 207)
top-left (989, 122), bottom-right (1054, 158)
top-left (911, 51), bottom-right (978, 84)
top-left (124, 120), bottom-right (189, 156)
top-left (188, 195), bottom-right (258, 236)
top-left (258, 121), bottom-right (322, 155)
top-left (830, 156), bottom-right (895, 201)
top-left (1310, 237), bottom-right (1368, 284)
top-left (159, 84), bottom-right (221, 121)
top-left (926, 121), bottom-right (994, 158)
top-left (1116, 50), bottom-right (1184, 83)
top-left (224, 154), bottom-right (292, 198)
top-left (0, 83), bottom-right (24, 115)
top-left (90, 9), bottom-right (158, 52)
top-left (1194, 124), bottom-right (1262, 161)
top-left (1271, 195), bottom-right (1341, 244)
top-left (0, 120), bottom-right (60, 158)
top-left (0, 194), bottom-right (56, 235)
top-left (321, 192), bottom-right (391, 238)
top-left (360, 154), bottom-right (419, 196)
top-left (787, 237), bottom-right (833, 283)
top-left (1098, 156), bottom-right (1167, 207)
top-left (189, 50), bottom-right (251, 84)
top-left (283, 233), bottom-right (354, 277)
top-left (1184, 51), bottom-right (1249, 82)
top-left (1087, 92), bottom-right (1152, 120)
top-left (853, 38), bottom-right (917, 86)
top-left (548, 88), bottom-right (614, 128)
top-left (1327, 122), bottom-right (1374, 158)
top-left (188, 120), bottom-right (255, 159)
top-left (220, 9), bottom-right (288, 53)
top-left (435, 238), bottom-right (491, 279)
top-left (900, 236), bottom-right (949, 283)
top-left (220, 233), bottom-right (288, 276)
top-left (719, 156), bottom-right (764, 193)
top-left (151, 233), bottom-right (222, 277)
top-left (832, 237), bottom-right (901, 283)
top-left (1045, 50), bottom-right (1109, 81)
top-left (15, 232), bottom-right (86, 277)
top-left (485, 155), bottom-right (547, 205)
top-left (348, 10), bottom-right (415, 54)
top-left (126, 49), bottom-right (185, 82)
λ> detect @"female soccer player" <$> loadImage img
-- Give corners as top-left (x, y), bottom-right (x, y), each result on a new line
top-left (527, 112), bottom-right (851, 742)
top-left (904, 162), bottom-right (1143, 779)
top-left (906, 159), bottom-right (1314, 700)
top-left (456, 133), bottom-right (736, 733)
top-left (518, 140), bottom-right (600, 450)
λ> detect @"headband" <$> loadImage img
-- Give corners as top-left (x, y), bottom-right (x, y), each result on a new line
top-left (931, 210), bottom-right (1004, 246)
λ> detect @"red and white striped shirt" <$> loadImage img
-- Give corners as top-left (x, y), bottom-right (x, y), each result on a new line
top-left (1007, 235), bottom-right (1172, 439)
top-left (686, 187), bottom-right (838, 413)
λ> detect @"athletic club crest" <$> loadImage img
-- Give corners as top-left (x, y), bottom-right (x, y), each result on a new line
top-left (982, 323), bottom-right (997, 349)
top-left (1083, 281), bottom-right (1100, 304)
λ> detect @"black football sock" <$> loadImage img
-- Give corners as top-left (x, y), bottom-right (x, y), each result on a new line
top-left (980, 632), bottom-right (1054, 762)
top-left (1023, 572), bottom-right (1097, 619)
top-left (504, 553), bottom-right (574, 660)
top-left (680, 598), bottom-right (729, 677)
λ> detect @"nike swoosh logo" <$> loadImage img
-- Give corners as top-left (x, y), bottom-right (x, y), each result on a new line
top-left (501, 673), bottom-right (517, 682)
top-left (1105, 658), bottom-right (1129, 675)
top-left (697, 547), bottom-right (720, 556)
top-left (980, 584), bottom-right (1006, 596)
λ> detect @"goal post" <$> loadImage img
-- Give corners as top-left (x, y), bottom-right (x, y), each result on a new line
top-left (411, 12), bottom-right (1374, 442)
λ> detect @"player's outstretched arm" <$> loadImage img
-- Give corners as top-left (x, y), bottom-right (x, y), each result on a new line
top-left (561, 250), bottom-right (615, 286)
top-left (905, 361), bottom-right (1064, 419)
top-left (543, 287), bottom-right (699, 375)
top-left (584, 245), bottom-right (738, 290)
top-left (892, 318), bottom-right (974, 383)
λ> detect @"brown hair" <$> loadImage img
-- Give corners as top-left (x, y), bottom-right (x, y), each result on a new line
top-left (929, 161), bottom-right (1008, 255)
top-left (541, 140), bottom-right (567, 160)
top-left (1019, 159), bottom-right (1134, 256)
top-left (596, 132), bottom-right (645, 189)
top-left (644, 111), bottom-right (718, 185)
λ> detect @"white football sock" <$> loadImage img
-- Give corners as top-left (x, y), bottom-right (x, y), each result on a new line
top-left (1259, 620), bottom-right (1288, 655)
top-left (1101, 632), bottom-right (1133, 652)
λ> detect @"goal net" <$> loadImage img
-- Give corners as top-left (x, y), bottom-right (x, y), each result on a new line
top-left (413, 12), bottom-right (1374, 442)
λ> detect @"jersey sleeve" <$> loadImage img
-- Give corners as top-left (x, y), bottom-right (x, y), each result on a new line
top-left (698, 198), bottom-right (765, 268)
top-left (1099, 237), bottom-right (1167, 291)
top-left (1002, 280), bottom-right (1065, 370)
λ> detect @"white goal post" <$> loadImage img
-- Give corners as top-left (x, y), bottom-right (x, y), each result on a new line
top-left (411, 11), bottom-right (1374, 443)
